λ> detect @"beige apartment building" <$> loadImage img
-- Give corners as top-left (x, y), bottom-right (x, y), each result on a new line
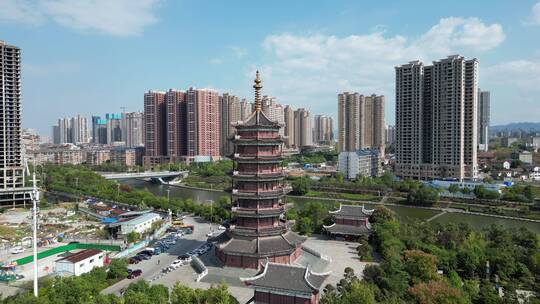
top-left (338, 92), bottom-right (385, 155)
top-left (395, 55), bottom-right (478, 180)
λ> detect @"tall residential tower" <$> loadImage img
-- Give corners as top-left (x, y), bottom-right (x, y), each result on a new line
top-left (395, 55), bottom-right (478, 180)
top-left (477, 89), bottom-right (490, 152)
top-left (0, 41), bottom-right (30, 206)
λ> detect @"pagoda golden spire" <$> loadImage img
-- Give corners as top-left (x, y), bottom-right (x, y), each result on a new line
top-left (253, 70), bottom-right (263, 112)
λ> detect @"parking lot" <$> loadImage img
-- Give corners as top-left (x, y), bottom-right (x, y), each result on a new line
top-left (102, 215), bottom-right (219, 296)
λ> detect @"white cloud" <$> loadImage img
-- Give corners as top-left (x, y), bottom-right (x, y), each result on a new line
top-left (257, 17), bottom-right (505, 122)
top-left (0, 0), bottom-right (44, 25)
top-left (0, 0), bottom-right (160, 36)
top-left (533, 1), bottom-right (540, 25)
top-left (418, 17), bottom-right (505, 53)
top-left (483, 59), bottom-right (540, 123)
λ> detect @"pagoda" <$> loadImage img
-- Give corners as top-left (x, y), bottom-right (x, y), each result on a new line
top-left (212, 71), bottom-right (305, 269)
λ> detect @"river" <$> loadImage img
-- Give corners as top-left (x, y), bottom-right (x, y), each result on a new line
top-left (120, 179), bottom-right (540, 234)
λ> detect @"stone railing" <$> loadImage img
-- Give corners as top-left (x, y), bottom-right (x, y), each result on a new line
top-left (302, 245), bottom-right (332, 263)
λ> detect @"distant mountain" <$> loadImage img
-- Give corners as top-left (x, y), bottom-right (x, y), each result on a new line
top-left (491, 122), bottom-right (540, 132)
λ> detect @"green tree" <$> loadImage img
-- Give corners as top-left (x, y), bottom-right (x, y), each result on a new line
top-left (291, 177), bottom-right (311, 196)
top-left (126, 231), bottom-right (140, 244)
top-left (107, 258), bottom-right (128, 281)
top-left (369, 205), bottom-right (396, 224)
top-left (448, 184), bottom-right (460, 193)
top-left (171, 283), bottom-right (198, 304)
top-left (408, 280), bottom-right (468, 304)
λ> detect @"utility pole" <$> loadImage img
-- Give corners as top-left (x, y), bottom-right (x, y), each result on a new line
top-left (31, 170), bottom-right (40, 297)
top-left (166, 189), bottom-right (170, 203)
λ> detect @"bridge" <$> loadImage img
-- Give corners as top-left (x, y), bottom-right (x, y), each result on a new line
top-left (100, 171), bottom-right (188, 180)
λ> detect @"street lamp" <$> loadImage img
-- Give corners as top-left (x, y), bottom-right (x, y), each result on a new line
top-left (30, 170), bottom-right (40, 297)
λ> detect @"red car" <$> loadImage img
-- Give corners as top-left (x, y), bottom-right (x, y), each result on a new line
top-left (127, 269), bottom-right (142, 279)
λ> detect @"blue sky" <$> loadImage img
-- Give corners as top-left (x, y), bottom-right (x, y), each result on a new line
top-left (1, 0), bottom-right (540, 135)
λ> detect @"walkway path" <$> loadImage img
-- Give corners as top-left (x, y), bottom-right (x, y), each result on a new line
top-left (426, 211), bottom-right (447, 222)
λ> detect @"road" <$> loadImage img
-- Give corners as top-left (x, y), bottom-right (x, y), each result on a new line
top-left (101, 216), bottom-right (216, 296)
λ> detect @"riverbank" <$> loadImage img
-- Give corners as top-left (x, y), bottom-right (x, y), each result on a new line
top-left (120, 179), bottom-right (540, 234)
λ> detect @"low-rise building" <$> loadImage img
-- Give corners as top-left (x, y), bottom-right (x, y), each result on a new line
top-left (110, 147), bottom-right (143, 167)
top-left (86, 149), bottom-right (111, 166)
top-left (501, 137), bottom-right (519, 148)
top-left (56, 249), bottom-right (104, 276)
top-left (338, 149), bottom-right (382, 179)
top-left (519, 151), bottom-right (533, 165)
top-left (117, 212), bottom-right (161, 235)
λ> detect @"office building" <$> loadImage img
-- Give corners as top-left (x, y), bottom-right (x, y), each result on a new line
top-left (57, 117), bottom-right (72, 144)
top-left (186, 88), bottom-right (220, 158)
top-left (338, 149), bottom-right (382, 179)
top-left (478, 89), bottom-right (490, 152)
top-left (283, 105), bottom-right (295, 147)
top-left (313, 115), bottom-right (333, 144)
top-left (294, 108), bottom-right (312, 148)
top-left (220, 93), bottom-right (241, 156)
top-left (0, 41), bottom-right (31, 206)
top-left (52, 125), bottom-right (60, 144)
top-left (395, 55), bottom-right (478, 180)
top-left (338, 93), bottom-right (385, 155)
top-left (122, 112), bottom-right (144, 148)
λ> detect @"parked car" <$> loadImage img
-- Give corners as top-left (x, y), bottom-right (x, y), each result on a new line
top-left (170, 259), bottom-right (183, 269)
top-left (218, 225), bottom-right (226, 230)
top-left (137, 254), bottom-right (151, 260)
top-left (128, 257), bottom-right (140, 264)
top-left (10, 246), bottom-right (25, 254)
top-left (127, 269), bottom-right (142, 279)
top-left (178, 254), bottom-right (192, 262)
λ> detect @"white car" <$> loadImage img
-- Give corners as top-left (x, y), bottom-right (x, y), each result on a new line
top-left (170, 260), bottom-right (183, 269)
top-left (218, 225), bottom-right (226, 230)
top-left (10, 246), bottom-right (25, 254)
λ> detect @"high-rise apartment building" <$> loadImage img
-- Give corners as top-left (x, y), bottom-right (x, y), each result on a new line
top-left (144, 91), bottom-right (166, 158)
top-left (395, 55), bottom-right (478, 180)
top-left (338, 92), bottom-right (385, 154)
top-left (313, 115), bottom-right (334, 144)
top-left (71, 115), bottom-right (89, 144)
top-left (0, 41), bottom-right (30, 206)
top-left (283, 105), bottom-right (295, 147)
top-left (57, 117), bottom-right (72, 144)
top-left (122, 112), bottom-right (144, 148)
top-left (91, 116), bottom-right (107, 144)
top-left (220, 93), bottom-right (241, 156)
top-left (106, 113), bottom-right (123, 144)
top-left (186, 88), bottom-right (220, 158)
top-left (477, 89), bottom-right (490, 152)
top-left (385, 125), bottom-right (396, 145)
top-left (261, 96), bottom-right (285, 136)
top-left (294, 108), bottom-right (312, 148)
top-left (239, 99), bottom-right (253, 121)
top-left (165, 89), bottom-right (187, 157)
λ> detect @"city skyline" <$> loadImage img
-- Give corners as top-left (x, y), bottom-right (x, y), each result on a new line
top-left (2, 1), bottom-right (540, 135)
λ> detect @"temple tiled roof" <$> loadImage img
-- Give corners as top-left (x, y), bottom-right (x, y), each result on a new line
top-left (329, 204), bottom-right (374, 218)
top-left (323, 223), bottom-right (371, 236)
top-left (241, 262), bottom-right (329, 294)
top-left (210, 231), bottom-right (306, 257)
